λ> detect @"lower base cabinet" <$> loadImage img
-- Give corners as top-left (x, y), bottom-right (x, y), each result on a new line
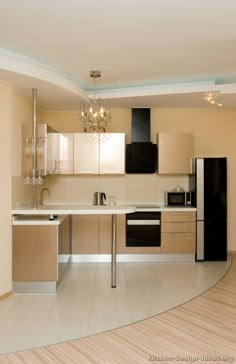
top-left (71, 211), bottom-right (196, 256)
top-left (161, 211), bottom-right (196, 254)
top-left (72, 215), bottom-right (125, 254)
top-left (58, 215), bottom-right (71, 280)
top-left (12, 215), bottom-right (71, 283)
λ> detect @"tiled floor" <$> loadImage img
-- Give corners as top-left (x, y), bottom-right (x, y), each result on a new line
top-left (0, 259), bottom-right (231, 355)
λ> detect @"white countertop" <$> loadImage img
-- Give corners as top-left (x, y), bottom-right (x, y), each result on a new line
top-left (11, 204), bottom-right (196, 217)
top-left (12, 205), bottom-right (136, 216)
top-left (134, 206), bottom-right (196, 212)
top-left (12, 214), bottom-right (69, 226)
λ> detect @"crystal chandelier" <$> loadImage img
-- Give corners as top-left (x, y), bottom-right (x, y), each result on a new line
top-left (204, 91), bottom-right (223, 107)
top-left (80, 70), bottom-right (111, 132)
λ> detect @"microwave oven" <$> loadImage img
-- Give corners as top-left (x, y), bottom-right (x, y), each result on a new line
top-left (164, 191), bottom-right (193, 207)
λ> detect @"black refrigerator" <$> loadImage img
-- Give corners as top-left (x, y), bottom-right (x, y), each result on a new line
top-left (189, 157), bottom-right (227, 261)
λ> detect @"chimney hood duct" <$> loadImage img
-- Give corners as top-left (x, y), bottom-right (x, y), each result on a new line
top-left (125, 108), bottom-right (157, 174)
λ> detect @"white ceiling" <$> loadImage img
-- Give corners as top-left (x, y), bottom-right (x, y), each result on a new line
top-left (1, 0), bottom-right (236, 110)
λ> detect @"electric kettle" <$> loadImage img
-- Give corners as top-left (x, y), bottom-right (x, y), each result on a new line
top-left (93, 192), bottom-right (106, 206)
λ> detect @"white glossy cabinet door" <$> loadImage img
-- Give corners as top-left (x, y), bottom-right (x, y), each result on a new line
top-left (58, 133), bottom-right (74, 174)
top-left (47, 133), bottom-right (74, 174)
top-left (99, 133), bottom-right (125, 174)
top-left (47, 133), bottom-right (60, 174)
top-left (157, 133), bottom-right (193, 174)
top-left (74, 133), bottom-right (99, 174)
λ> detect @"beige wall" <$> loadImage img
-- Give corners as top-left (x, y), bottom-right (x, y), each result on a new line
top-left (0, 82), bottom-right (32, 296)
top-left (41, 108), bottom-right (236, 252)
top-left (0, 83), bottom-right (12, 296)
top-left (11, 89), bottom-right (33, 208)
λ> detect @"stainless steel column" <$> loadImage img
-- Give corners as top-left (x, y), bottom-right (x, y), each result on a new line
top-left (111, 214), bottom-right (117, 287)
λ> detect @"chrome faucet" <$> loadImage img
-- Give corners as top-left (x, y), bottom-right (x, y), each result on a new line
top-left (40, 188), bottom-right (50, 206)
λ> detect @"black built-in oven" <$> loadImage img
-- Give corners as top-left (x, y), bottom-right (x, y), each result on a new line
top-left (126, 210), bottom-right (161, 247)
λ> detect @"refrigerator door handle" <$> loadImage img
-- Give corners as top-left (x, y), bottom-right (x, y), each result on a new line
top-left (196, 158), bottom-right (204, 221)
top-left (196, 221), bottom-right (204, 261)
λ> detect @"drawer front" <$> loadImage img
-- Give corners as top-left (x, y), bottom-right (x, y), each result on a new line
top-left (161, 211), bottom-right (196, 222)
top-left (161, 222), bottom-right (196, 233)
top-left (161, 232), bottom-right (196, 254)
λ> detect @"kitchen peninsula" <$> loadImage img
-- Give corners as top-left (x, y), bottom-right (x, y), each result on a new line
top-left (12, 204), bottom-right (136, 291)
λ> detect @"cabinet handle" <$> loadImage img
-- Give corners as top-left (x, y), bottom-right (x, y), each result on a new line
top-left (169, 222), bottom-right (186, 224)
top-left (127, 220), bottom-right (160, 225)
top-left (171, 232), bottom-right (190, 236)
top-left (169, 212), bottom-right (186, 215)
top-left (55, 159), bottom-right (60, 172)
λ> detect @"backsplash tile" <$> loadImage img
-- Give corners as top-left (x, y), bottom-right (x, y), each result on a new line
top-left (29, 174), bottom-right (190, 206)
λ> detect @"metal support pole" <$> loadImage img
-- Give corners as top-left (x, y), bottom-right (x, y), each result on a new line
top-left (111, 214), bottom-right (117, 288)
top-left (32, 88), bottom-right (37, 209)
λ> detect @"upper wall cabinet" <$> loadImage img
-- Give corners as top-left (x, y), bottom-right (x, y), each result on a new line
top-left (100, 133), bottom-right (125, 174)
top-left (47, 133), bottom-right (74, 174)
top-left (22, 124), bottom-right (73, 177)
top-left (74, 133), bottom-right (100, 174)
top-left (157, 133), bottom-right (193, 174)
top-left (74, 133), bottom-right (125, 175)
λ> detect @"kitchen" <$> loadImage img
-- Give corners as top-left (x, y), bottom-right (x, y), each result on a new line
top-left (1, 0), bottom-right (236, 304)
top-left (2, 83), bottom-right (234, 292)
top-left (1, 1), bottom-right (236, 359)
top-left (1, 87), bottom-right (232, 354)
top-left (9, 96), bottom-right (226, 287)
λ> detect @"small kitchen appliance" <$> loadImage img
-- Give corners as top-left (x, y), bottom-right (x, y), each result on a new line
top-left (164, 191), bottom-right (193, 207)
top-left (93, 192), bottom-right (106, 206)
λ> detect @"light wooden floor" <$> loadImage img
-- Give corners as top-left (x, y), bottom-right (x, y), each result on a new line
top-left (1, 255), bottom-right (235, 364)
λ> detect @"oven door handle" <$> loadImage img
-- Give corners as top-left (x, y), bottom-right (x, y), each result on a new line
top-left (127, 220), bottom-right (160, 225)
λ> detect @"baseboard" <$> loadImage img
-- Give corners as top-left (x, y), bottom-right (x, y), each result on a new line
top-left (70, 254), bottom-right (195, 263)
top-left (0, 290), bottom-right (12, 301)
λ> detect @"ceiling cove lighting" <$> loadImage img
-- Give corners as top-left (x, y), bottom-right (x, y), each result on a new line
top-left (80, 70), bottom-right (111, 132)
top-left (204, 91), bottom-right (223, 107)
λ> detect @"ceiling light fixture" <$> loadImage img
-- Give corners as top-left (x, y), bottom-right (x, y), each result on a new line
top-left (80, 70), bottom-right (111, 132)
top-left (204, 91), bottom-right (223, 107)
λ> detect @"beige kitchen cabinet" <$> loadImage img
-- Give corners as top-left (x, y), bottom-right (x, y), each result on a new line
top-left (73, 133), bottom-right (125, 174)
top-left (74, 133), bottom-right (99, 174)
top-left (13, 215), bottom-right (71, 283)
top-left (13, 224), bottom-right (58, 282)
top-left (58, 215), bottom-right (71, 280)
top-left (72, 215), bottom-right (99, 253)
top-left (71, 214), bottom-right (125, 254)
top-left (47, 133), bottom-right (74, 174)
top-left (157, 133), bottom-right (193, 174)
top-left (58, 215), bottom-right (71, 256)
top-left (100, 133), bottom-right (125, 174)
top-left (99, 215), bottom-right (126, 253)
top-left (161, 211), bottom-right (196, 254)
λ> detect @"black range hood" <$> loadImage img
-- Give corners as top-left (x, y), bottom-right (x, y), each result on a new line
top-left (125, 108), bottom-right (157, 174)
